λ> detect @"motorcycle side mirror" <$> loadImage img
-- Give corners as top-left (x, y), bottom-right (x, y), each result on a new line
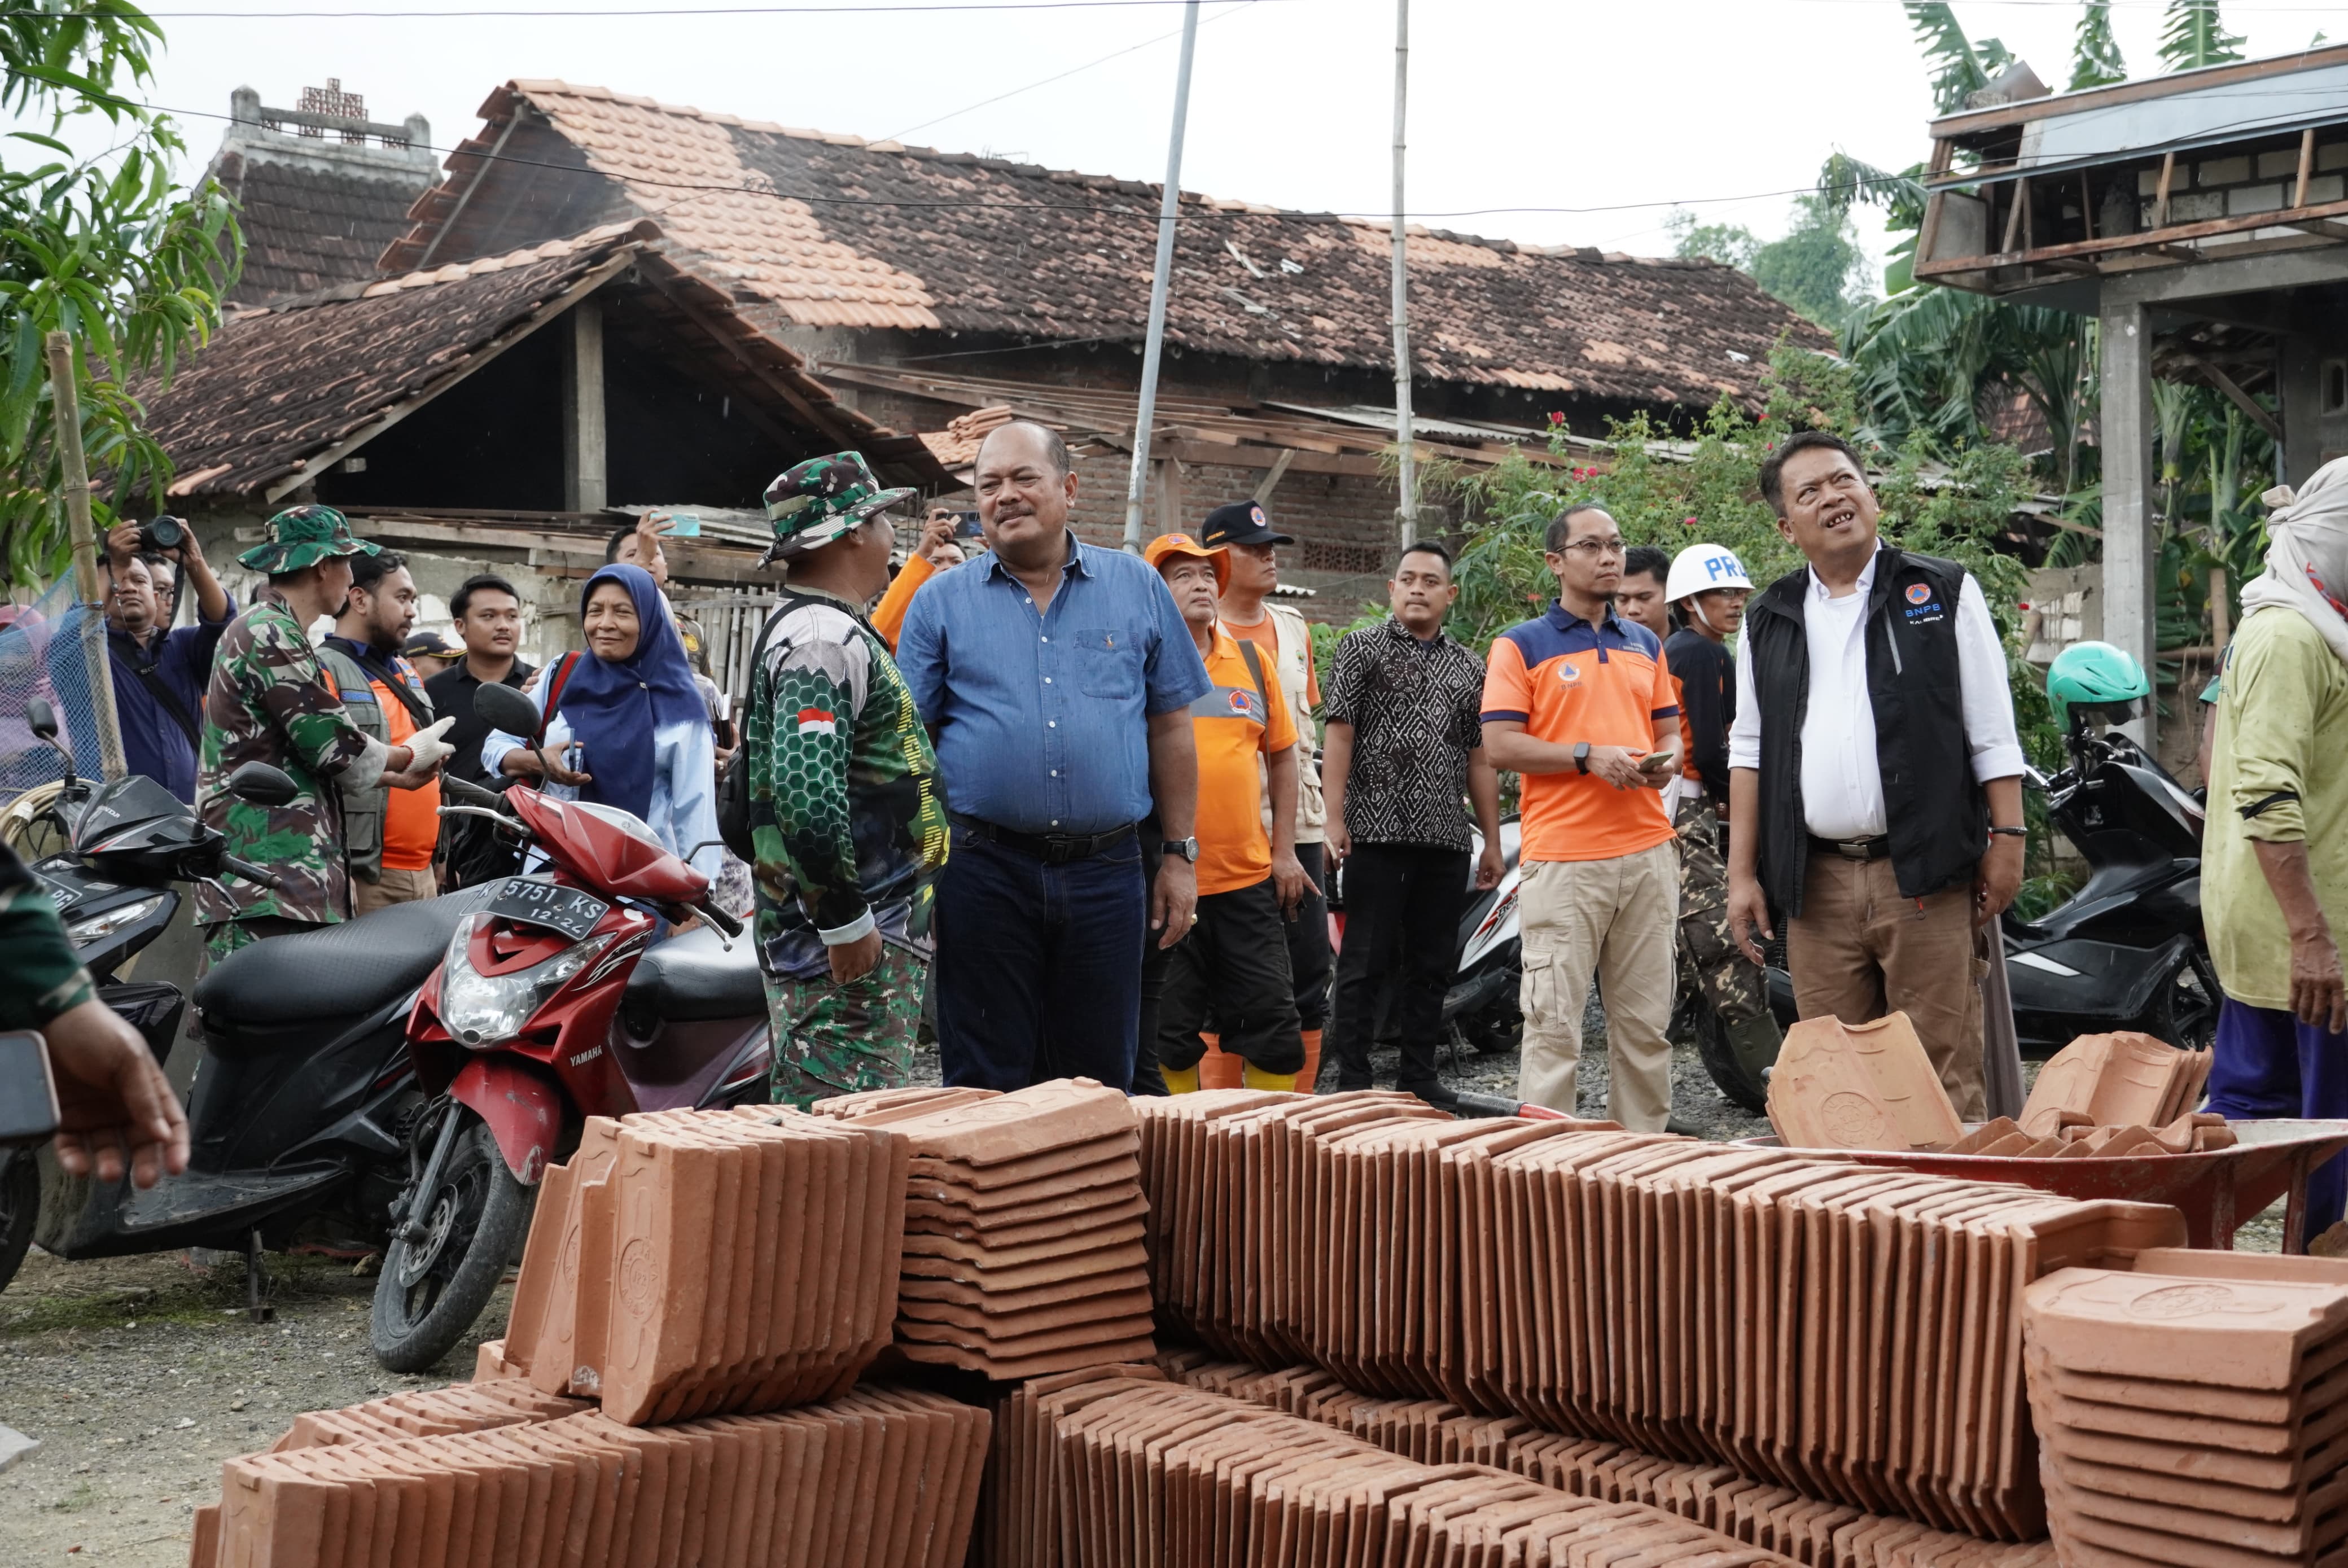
top-left (226, 761), bottom-right (300, 807)
top-left (26, 696), bottom-right (58, 741)
top-left (475, 682), bottom-right (542, 739)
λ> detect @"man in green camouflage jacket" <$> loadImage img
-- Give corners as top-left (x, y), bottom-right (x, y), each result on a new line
top-left (195, 506), bottom-right (455, 961)
top-left (748, 454), bottom-right (949, 1109)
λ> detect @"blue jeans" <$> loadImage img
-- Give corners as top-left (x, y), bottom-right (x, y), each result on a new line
top-left (2206, 997), bottom-right (2348, 1242)
top-left (934, 829), bottom-right (1146, 1091)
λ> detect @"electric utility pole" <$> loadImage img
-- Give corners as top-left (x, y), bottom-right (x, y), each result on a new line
top-left (1123, 1), bottom-right (1203, 553)
top-left (1391, 0), bottom-right (1416, 548)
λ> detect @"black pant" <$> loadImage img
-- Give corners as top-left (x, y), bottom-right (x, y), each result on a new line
top-left (1286, 842), bottom-right (1333, 1032)
top-left (1330, 843), bottom-right (1469, 1092)
top-left (1159, 878), bottom-right (1304, 1075)
top-left (934, 827), bottom-right (1146, 1092)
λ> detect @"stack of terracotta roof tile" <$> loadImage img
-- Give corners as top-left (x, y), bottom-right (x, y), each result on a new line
top-left (264, 1378), bottom-right (588, 1451)
top-left (2025, 1247), bottom-right (2348, 1566)
top-left (821, 1077), bottom-right (1155, 1379)
top-left (809, 1084), bottom-right (1005, 1124)
top-left (1154, 1351), bottom-right (2061, 1567)
top-left (1943, 1109), bottom-right (2237, 1158)
top-left (195, 1385), bottom-right (988, 1568)
top-left (1482, 1127), bottom-right (2185, 1537)
top-left (983, 1367), bottom-right (1807, 1567)
top-left (1135, 1092), bottom-right (2192, 1543)
top-left (500, 1106), bottom-right (908, 1424)
top-left (2017, 1030), bottom-right (2216, 1140)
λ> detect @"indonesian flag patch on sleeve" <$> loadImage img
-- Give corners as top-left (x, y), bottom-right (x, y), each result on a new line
top-left (796, 706), bottom-right (838, 737)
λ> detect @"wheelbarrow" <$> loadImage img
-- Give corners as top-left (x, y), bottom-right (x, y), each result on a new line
top-left (1742, 1119), bottom-right (2348, 1252)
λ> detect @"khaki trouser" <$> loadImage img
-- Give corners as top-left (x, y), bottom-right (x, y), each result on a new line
top-left (353, 865), bottom-right (437, 916)
top-left (1786, 851), bottom-right (1987, 1121)
top-left (1516, 840), bottom-right (1677, 1131)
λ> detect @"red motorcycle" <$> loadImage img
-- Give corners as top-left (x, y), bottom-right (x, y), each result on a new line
top-left (369, 688), bottom-right (769, 1372)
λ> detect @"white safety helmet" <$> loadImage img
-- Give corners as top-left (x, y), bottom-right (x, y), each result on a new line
top-left (1664, 543), bottom-right (1754, 605)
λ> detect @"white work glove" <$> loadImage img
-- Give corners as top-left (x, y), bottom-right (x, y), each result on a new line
top-left (404, 715), bottom-right (458, 773)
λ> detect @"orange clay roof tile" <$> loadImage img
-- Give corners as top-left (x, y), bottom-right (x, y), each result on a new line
top-left (376, 80), bottom-right (1823, 409)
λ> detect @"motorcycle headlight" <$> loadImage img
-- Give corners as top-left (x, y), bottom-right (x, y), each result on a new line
top-left (66, 894), bottom-right (168, 947)
top-left (439, 913), bottom-right (611, 1049)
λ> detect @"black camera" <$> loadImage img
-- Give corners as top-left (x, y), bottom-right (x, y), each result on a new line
top-left (135, 514), bottom-right (187, 555)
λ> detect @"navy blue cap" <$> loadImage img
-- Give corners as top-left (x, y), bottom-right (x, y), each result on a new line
top-left (1198, 500), bottom-right (1294, 549)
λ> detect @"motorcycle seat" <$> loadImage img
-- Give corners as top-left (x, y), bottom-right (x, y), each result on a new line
top-left (622, 923), bottom-right (765, 1024)
top-left (193, 886), bottom-right (495, 1041)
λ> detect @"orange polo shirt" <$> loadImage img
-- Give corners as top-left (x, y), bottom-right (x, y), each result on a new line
top-left (1480, 603), bottom-right (1678, 864)
top-left (1188, 623), bottom-right (1298, 896)
top-left (871, 551), bottom-right (935, 652)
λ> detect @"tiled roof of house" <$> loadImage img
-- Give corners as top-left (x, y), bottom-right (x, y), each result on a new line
top-left (384, 81), bottom-right (1828, 410)
top-left (211, 147), bottom-right (438, 305)
top-left (145, 220), bottom-right (916, 502)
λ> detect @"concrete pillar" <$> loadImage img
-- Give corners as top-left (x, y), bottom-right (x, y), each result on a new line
top-left (561, 297), bottom-right (606, 514)
top-left (2281, 318), bottom-right (2323, 488)
top-left (2099, 294), bottom-right (2156, 747)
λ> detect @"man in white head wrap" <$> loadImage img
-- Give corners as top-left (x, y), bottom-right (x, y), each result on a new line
top-left (2203, 458), bottom-right (2348, 1243)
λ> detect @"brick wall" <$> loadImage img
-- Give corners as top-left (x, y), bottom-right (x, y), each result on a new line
top-left (2139, 140), bottom-right (2348, 228)
top-left (838, 359), bottom-right (1453, 624)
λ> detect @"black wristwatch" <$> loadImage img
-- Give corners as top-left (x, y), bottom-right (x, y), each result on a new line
top-left (1163, 836), bottom-right (1201, 863)
top-left (1573, 742), bottom-right (1592, 776)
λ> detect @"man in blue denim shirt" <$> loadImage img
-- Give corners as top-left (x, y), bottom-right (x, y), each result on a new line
top-left (899, 421), bottom-right (1212, 1090)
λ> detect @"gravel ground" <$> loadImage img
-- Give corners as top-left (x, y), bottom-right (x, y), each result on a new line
top-left (0, 1017), bottom-right (2279, 1563)
top-left (0, 1250), bottom-right (511, 1564)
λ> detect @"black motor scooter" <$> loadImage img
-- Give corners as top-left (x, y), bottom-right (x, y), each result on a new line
top-left (2000, 721), bottom-right (2215, 1057)
top-left (0, 699), bottom-right (488, 1317)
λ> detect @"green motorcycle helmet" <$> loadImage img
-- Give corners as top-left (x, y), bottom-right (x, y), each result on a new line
top-left (2047, 640), bottom-right (2150, 731)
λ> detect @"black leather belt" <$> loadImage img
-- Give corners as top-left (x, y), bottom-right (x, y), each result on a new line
top-left (1809, 833), bottom-right (1892, 862)
top-left (953, 813), bottom-right (1136, 865)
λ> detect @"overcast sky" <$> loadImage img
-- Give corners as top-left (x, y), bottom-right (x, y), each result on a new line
top-left (67, 0), bottom-right (2348, 285)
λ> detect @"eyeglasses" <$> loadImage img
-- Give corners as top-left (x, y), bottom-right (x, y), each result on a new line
top-left (1557, 538), bottom-right (1626, 559)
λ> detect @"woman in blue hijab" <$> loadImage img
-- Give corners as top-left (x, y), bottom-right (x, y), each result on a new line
top-left (483, 563), bottom-right (722, 882)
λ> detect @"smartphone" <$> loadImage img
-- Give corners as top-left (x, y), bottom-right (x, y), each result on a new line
top-left (952, 509), bottom-right (984, 540)
top-left (1640, 751), bottom-right (1675, 771)
top-left (665, 512), bottom-right (702, 538)
top-left (0, 1030), bottom-right (60, 1149)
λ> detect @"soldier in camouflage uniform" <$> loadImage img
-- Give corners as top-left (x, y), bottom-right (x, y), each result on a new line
top-left (195, 506), bottom-right (456, 962)
top-left (747, 454), bottom-right (949, 1109)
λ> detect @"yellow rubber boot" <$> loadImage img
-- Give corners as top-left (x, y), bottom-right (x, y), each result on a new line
top-left (1162, 1063), bottom-right (1201, 1094)
top-left (1241, 1063), bottom-right (1299, 1092)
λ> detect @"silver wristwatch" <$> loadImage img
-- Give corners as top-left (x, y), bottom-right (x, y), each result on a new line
top-left (1164, 836), bottom-right (1201, 862)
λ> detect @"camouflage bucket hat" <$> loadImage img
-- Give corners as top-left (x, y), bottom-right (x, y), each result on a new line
top-left (761, 452), bottom-right (915, 564)
top-left (235, 503), bottom-right (381, 574)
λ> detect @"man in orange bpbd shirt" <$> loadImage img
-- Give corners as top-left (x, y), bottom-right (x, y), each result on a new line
top-left (1144, 532), bottom-right (1313, 1092)
top-left (1482, 504), bottom-right (1682, 1131)
top-left (318, 550), bottom-right (443, 913)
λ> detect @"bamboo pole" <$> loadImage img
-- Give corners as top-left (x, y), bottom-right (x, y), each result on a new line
top-left (45, 330), bottom-right (126, 782)
top-left (1122, 1), bottom-right (1203, 553)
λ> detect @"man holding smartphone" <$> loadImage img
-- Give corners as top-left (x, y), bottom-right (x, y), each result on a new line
top-left (1480, 503), bottom-right (1683, 1130)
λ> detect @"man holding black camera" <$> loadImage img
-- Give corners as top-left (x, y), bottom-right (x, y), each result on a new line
top-left (43, 516), bottom-right (234, 803)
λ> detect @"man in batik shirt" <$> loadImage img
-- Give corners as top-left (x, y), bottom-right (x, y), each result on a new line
top-left (195, 506), bottom-right (453, 961)
top-left (746, 454), bottom-right (949, 1108)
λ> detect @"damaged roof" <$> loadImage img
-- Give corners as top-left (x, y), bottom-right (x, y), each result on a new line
top-left (382, 80), bottom-right (1828, 410)
top-left (144, 219), bottom-right (927, 503)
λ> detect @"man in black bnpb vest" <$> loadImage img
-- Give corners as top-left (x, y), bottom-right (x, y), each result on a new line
top-left (1723, 432), bottom-right (2027, 1119)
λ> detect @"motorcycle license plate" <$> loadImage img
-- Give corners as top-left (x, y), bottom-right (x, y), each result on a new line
top-left (485, 878), bottom-right (608, 941)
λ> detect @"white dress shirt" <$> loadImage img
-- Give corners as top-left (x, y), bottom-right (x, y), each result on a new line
top-left (1728, 546), bottom-right (2025, 840)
